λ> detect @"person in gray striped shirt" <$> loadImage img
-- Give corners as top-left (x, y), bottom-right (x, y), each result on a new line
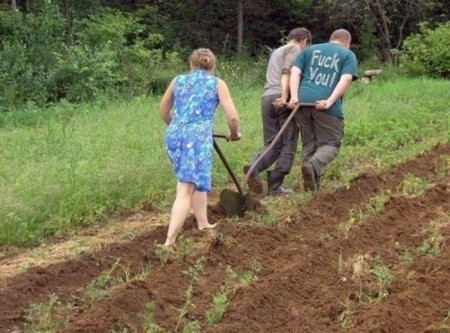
top-left (245, 27), bottom-right (312, 195)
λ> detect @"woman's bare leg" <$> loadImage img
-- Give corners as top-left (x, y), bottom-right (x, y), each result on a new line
top-left (164, 182), bottom-right (196, 246)
top-left (192, 190), bottom-right (215, 230)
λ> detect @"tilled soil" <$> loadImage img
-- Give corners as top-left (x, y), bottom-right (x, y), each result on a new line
top-left (0, 144), bottom-right (449, 333)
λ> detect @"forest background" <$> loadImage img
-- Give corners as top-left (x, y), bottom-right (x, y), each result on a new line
top-left (0, 0), bottom-right (449, 109)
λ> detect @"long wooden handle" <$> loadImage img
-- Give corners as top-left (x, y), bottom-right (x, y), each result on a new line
top-left (242, 102), bottom-right (315, 190)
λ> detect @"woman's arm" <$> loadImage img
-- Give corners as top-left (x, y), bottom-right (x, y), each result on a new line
top-left (217, 79), bottom-right (241, 140)
top-left (159, 78), bottom-right (176, 125)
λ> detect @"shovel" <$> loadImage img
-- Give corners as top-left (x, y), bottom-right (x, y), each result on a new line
top-left (214, 102), bottom-right (316, 217)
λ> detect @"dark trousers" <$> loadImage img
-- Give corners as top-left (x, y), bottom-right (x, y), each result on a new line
top-left (252, 94), bottom-right (299, 177)
top-left (295, 109), bottom-right (343, 178)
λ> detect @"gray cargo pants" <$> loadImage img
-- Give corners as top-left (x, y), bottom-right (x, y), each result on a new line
top-left (295, 108), bottom-right (343, 180)
top-left (252, 94), bottom-right (299, 177)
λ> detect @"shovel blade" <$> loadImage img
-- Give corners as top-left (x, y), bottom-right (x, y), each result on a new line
top-left (219, 189), bottom-right (246, 217)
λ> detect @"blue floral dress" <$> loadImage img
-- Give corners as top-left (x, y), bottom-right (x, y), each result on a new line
top-left (165, 70), bottom-right (220, 192)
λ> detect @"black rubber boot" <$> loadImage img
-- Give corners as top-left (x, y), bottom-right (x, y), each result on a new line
top-left (267, 170), bottom-right (293, 195)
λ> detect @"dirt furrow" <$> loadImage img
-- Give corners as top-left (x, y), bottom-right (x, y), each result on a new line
top-left (0, 144), bottom-right (448, 332)
top-left (206, 179), bottom-right (449, 333)
top-left (61, 145), bottom-right (449, 332)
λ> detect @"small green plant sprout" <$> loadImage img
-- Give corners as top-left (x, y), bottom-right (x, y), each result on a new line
top-left (338, 250), bottom-right (344, 274)
top-left (435, 155), bottom-right (450, 178)
top-left (154, 245), bottom-right (176, 265)
top-left (111, 328), bottom-right (130, 333)
top-left (176, 261), bottom-right (205, 331)
top-left (176, 236), bottom-right (195, 262)
top-left (338, 193), bottom-right (389, 237)
top-left (394, 242), bottom-right (415, 266)
top-left (182, 320), bottom-right (201, 333)
top-left (85, 258), bottom-right (121, 301)
top-left (239, 270), bottom-right (257, 286)
top-left (338, 213), bottom-right (357, 238)
top-left (205, 266), bottom-right (259, 326)
top-left (338, 300), bottom-right (355, 328)
top-left (25, 294), bottom-right (71, 332)
top-left (366, 194), bottom-right (389, 215)
top-left (142, 301), bottom-right (167, 333)
top-left (370, 264), bottom-right (395, 302)
top-left (205, 266), bottom-right (236, 326)
top-left (417, 211), bottom-right (448, 257)
top-left (206, 292), bottom-right (229, 326)
top-left (437, 310), bottom-right (450, 330)
top-left (318, 232), bottom-right (332, 243)
top-left (398, 174), bottom-right (428, 198)
top-left (134, 262), bottom-right (152, 281)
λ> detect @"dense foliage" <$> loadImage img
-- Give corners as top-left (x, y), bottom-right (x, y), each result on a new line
top-left (400, 22), bottom-right (450, 78)
top-left (0, 0), bottom-right (448, 109)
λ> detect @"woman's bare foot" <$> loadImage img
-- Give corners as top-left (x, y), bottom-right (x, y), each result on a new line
top-left (198, 223), bottom-right (217, 231)
top-left (163, 236), bottom-right (176, 247)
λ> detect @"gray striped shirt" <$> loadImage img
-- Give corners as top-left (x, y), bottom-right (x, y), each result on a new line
top-left (263, 44), bottom-right (301, 97)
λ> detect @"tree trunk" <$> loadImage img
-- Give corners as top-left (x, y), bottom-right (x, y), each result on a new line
top-left (237, 0), bottom-right (243, 53)
top-left (11, 0), bottom-right (17, 10)
top-left (63, 0), bottom-right (73, 43)
top-left (365, 0), bottom-right (392, 62)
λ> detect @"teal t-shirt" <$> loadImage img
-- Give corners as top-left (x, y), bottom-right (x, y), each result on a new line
top-left (293, 42), bottom-right (358, 118)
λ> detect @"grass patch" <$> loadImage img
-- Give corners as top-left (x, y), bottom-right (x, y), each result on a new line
top-left (338, 193), bottom-right (390, 237)
top-left (85, 258), bottom-right (151, 301)
top-left (205, 266), bottom-right (258, 326)
top-left (142, 301), bottom-right (167, 333)
top-left (418, 210), bottom-right (449, 257)
top-left (0, 75), bottom-right (448, 246)
top-left (398, 174), bottom-right (429, 198)
top-left (25, 295), bottom-right (72, 332)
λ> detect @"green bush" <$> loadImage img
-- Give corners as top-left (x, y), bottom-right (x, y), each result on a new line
top-left (48, 44), bottom-right (118, 102)
top-left (0, 5), bottom-right (184, 108)
top-left (400, 22), bottom-right (450, 78)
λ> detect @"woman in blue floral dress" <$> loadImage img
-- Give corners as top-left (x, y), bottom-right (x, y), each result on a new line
top-left (159, 48), bottom-right (241, 246)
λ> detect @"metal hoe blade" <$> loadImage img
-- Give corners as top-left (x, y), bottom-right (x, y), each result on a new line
top-left (219, 188), bottom-right (246, 217)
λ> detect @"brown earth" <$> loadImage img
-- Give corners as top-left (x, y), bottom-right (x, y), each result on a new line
top-left (0, 144), bottom-right (449, 333)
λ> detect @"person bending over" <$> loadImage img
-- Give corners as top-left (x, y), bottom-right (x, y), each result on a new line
top-left (245, 27), bottom-right (312, 195)
top-left (288, 29), bottom-right (358, 193)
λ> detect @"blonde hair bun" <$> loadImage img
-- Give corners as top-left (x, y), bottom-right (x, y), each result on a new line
top-left (189, 48), bottom-right (216, 71)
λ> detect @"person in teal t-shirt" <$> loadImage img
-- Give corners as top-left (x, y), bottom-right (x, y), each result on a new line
top-left (288, 29), bottom-right (358, 193)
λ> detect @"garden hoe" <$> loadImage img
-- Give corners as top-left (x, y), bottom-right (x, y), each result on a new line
top-left (213, 135), bottom-right (254, 217)
top-left (214, 102), bottom-right (316, 217)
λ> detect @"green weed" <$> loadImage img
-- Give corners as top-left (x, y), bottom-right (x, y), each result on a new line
top-left (85, 258), bottom-right (121, 301)
top-left (154, 245), bottom-right (176, 265)
top-left (319, 232), bottom-right (332, 243)
top-left (25, 295), bottom-right (71, 332)
top-left (398, 174), bottom-right (429, 198)
top-left (176, 261), bottom-right (204, 331)
top-left (206, 293), bottom-right (229, 326)
top-left (339, 193), bottom-right (389, 236)
top-left (338, 300), bottom-right (355, 328)
top-left (181, 321), bottom-right (201, 333)
top-left (176, 236), bottom-right (195, 262)
top-left (205, 266), bottom-right (258, 326)
top-left (370, 264), bottom-right (395, 302)
top-left (142, 301), bottom-right (167, 333)
top-left (394, 242), bottom-right (415, 266)
top-left (418, 211), bottom-right (448, 257)
top-left (338, 250), bottom-right (344, 274)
